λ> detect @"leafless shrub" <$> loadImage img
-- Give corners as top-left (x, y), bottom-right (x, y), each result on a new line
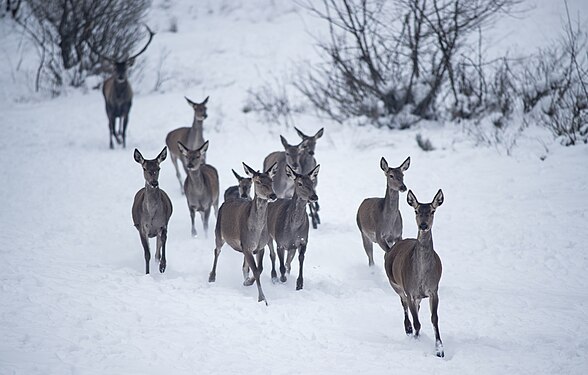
top-left (15, 0), bottom-right (151, 93)
top-left (244, 76), bottom-right (304, 127)
top-left (295, 0), bottom-right (521, 127)
top-left (416, 133), bottom-right (434, 151)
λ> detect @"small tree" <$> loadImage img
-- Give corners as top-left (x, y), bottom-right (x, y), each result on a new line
top-left (295, 0), bottom-right (521, 126)
top-left (15, 0), bottom-right (151, 92)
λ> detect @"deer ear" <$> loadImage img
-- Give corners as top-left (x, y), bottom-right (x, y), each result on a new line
top-left (407, 190), bottom-right (418, 208)
top-left (432, 189), bottom-right (444, 208)
top-left (134, 149), bottom-right (144, 164)
top-left (309, 164), bottom-right (320, 181)
top-left (380, 157), bottom-right (389, 172)
top-left (400, 156), bottom-right (410, 172)
top-left (198, 140), bottom-right (209, 153)
top-left (185, 96), bottom-right (196, 107)
top-left (201, 96), bottom-right (209, 105)
top-left (243, 162), bottom-right (256, 178)
top-left (266, 162), bottom-right (279, 178)
top-left (285, 164), bottom-right (296, 180)
top-left (177, 141), bottom-right (189, 156)
top-left (157, 147), bottom-right (167, 163)
top-left (315, 128), bottom-right (324, 139)
top-left (294, 127), bottom-right (307, 139)
top-left (232, 169), bottom-right (243, 181)
top-left (280, 135), bottom-right (289, 148)
top-left (127, 58), bottom-right (136, 67)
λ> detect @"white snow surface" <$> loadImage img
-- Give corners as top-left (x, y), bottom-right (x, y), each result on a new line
top-left (1, 1), bottom-right (588, 374)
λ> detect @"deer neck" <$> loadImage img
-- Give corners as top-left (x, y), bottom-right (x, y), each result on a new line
top-left (187, 167), bottom-right (205, 187)
top-left (143, 184), bottom-right (162, 213)
top-left (384, 186), bottom-right (400, 213)
top-left (187, 118), bottom-right (204, 147)
top-left (247, 196), bottom-right (269, 233)
top-left (416, 230), bottom-right (434, 255)
top-left (113, 79), bottom-right (129, 99)
top-left (287, 193), bottom-right (308, 227)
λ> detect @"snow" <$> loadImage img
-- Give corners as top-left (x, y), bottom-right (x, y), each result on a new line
top-left (1, 1), bottom-right (588, 374)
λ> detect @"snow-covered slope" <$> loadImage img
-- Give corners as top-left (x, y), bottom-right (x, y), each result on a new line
top-left (1, 1), bottom-right (587, 374)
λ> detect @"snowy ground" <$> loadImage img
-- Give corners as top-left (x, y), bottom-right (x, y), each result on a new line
top-left (1, 1), bottom-right (588, 374)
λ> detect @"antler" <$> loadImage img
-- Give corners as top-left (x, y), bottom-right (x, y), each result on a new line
top-left (86, 24), bottom-right (155, 63)
top-left (127, 25), bottom-right (155, 62)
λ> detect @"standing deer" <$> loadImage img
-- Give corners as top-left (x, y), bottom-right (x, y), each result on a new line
top-left (131, 147), bottom-right (173, 274)
top-left (177, 140), bottom-right (219, 238)
top-left (384, 189), bottom-right (445, 358)
top-left (223, 169), bottom-right (252, 202)
top-left (263, 136), bottom-right (306, 199)
top-left (208, 162), bottom-right (278, 305)
top-left (356, 156), bottom-right (410, 266)
top-left (91, 26), bottom-right (155, 149)
top-left (166, 96), bottom-right (209, 194)
top-left (294, 127), bottom-right (324, 229)
top-left (267, 164), bottom-right (320, 290)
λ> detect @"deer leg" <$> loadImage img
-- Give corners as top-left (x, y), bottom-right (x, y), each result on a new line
top-left (408, 297), bottom-right (422, 337)
top-left (278, 246), bottom-right (287, 283)
top-left (170, 154), bottom-right (185, 195)
top-left (208, 241), bottom-right (223, 282)
top-left (121, 114), bottom-right (129, 148)
top-left (189, 206), bottom-right (198, 238)
top-left (268, 240), bottom-right (278, 283)
top-left (307, 203), bottom-right (318, 229)
top-left (285, 247), bottom-right (296, 275)
top-left (429, 293), bottom-right (444, 357)
top-left (361, 233), bottom-right (375, 266)
top-left (242, 257), bottom-right (254, 286)
top-left (158, 228), bottom-right (167, 273)
top-left (256, 247), bottom-right (265, 276)
top-left (108, 115), bottom-right (116, 149)
top-left (139, 231), bottom-right (151, 274)
top-left (114, 117), bottom-right (122, 145)
top-left (200, 208), bottom-right (211, 238)
top-left (400, 297), bottom-right (413, 335)
top-left (244, 251), bottom-right (267, 305)
top-left (296, 244), bottom-right (306, 290)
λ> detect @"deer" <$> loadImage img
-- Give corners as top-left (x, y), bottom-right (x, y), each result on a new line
top-left (177, 140), bottom-right (219, 238)
top-left (356, 156), bottom-right (410, 266)
top-left (131, 147), bottom-right (173, 274)
top-left (262, 135), bottom-right (307, 199)
top-left (208, 162), bottom-right (278, 305)
top-left (294, 127), bottom-right (324, 229)
top-left (223, 169), bottom-right (252, 202)
top-left (166, 96), bottom-right (210, 194)
top-left (90, 25), bottom-right (155, 149)
top-left (384, 189), bottom-right (445, 358)
top-left (267, 164), bottom-right (320, 290)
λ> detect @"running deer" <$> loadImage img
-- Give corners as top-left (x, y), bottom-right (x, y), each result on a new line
top-left (223, 169), bottom-right (252, 201)
top-left (384, 189), bottom-right (445, 358)
top-left (177, 140), bottom-right (219, 238)
top-left (165, 96), bottom-right (210, 193)
top-left (356, 156), bottom-right (410, 266)
top-left (267, 164), bottom-right (320, 290)
top-left (294, 127), bottom-right (324, 229)
top-left (131, 147), bottom-right (173, 274)
top-left (263, 136), bottom-right (306, 199)
top-left (90, 25), bottom-right (155, 149)
top-left (208, 162), bottom-right (278, 305)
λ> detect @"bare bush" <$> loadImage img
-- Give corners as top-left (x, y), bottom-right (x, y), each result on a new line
top-left (15, 0), bottom-right (151, 92)
top-left (295, 0), bottom-right (520, 127)
top-left (244, 76), bottom-right (303, 127)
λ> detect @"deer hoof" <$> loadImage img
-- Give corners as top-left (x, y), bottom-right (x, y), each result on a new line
top-left (280, 275), bottom-right (287, 283)
top-left (243, 278), bottom-right (255, 286)
top-left (296, 279), bottom-right (303, 290)
top-left (191, 230), bottom-right (198, 238)
top-left (208, 273), bottom-right (216, 283)
top-left (159, 262), bottom-right (166, 273)
top-left (435, 342), bottom-right (444, 358)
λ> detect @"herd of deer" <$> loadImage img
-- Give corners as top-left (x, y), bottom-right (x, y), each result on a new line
top-left (99, 27), bottom-right (445, 357)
